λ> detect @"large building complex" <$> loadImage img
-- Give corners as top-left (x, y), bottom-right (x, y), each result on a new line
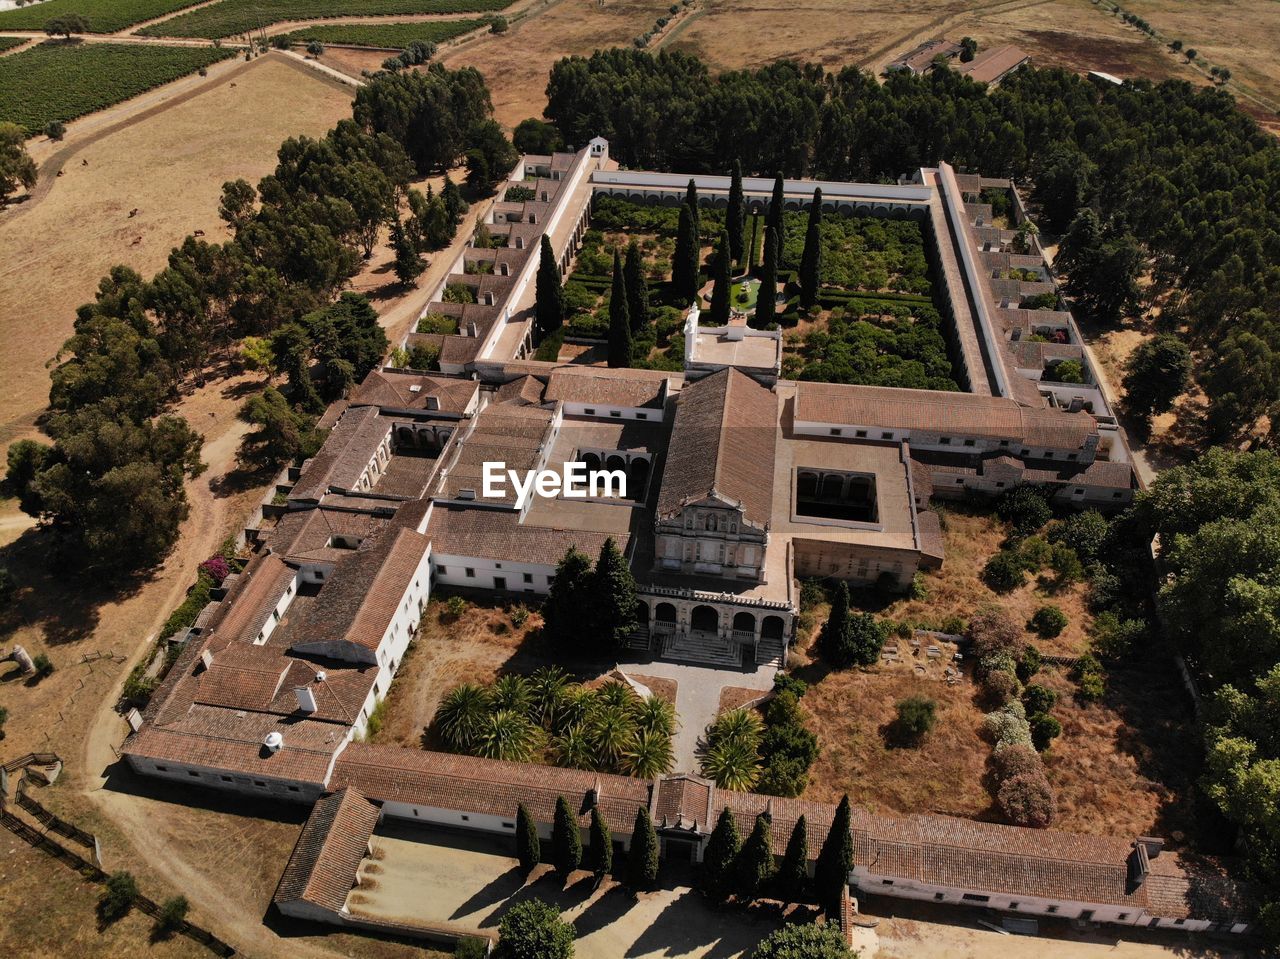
top-left (120, 139), bottom-right (1250, 938)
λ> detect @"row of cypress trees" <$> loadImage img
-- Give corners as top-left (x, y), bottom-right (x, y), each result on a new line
top-left (515, 798), bottom-right (660, 891)
top-left (701, 795), bottom-right (853, 913)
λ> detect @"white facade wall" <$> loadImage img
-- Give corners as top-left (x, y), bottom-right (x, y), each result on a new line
top-left (853, 867), bottom-right (1215, 933)
top-left (792, 418), bottom-right (1087, 461)
top-left (432, 552), bottom-right (556, 594)
top-left (562, 401), bottom-right (660, 422)
top-left (124, 754), bottom-right (324, 803)
top-left (253, 570), bottom-right (303, 646)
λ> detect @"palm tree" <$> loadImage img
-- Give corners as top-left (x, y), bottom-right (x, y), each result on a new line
top-left (491, 674), bottom-right (533, 717)
top-left (630, 694), bottom-right (676, 738)
top-left (588, 704), bottom-right (635, 770)
top-left (553, 684), bottom-right (595, 733)
top-left (434, 683), bottom-right (491, 752)
top-left (594, 679), bottom-right (637, 712)
top-left (552, 724), bottom-right (595, 770)
top-left (475, 709), bottom-right (540, 762)
top-left (701, 736), bottom-right (761, 791)
top-left (530, 666), bottom-right (571, 728)
top-left (621, 729), bottom-right (675, 778)
top-left (708, 707), bottom-right (763, 750)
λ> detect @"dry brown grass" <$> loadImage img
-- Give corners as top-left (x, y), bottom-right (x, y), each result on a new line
top-left (882, 503), bottom-right (1097, 655)
top-left (797, 654), bottom-right (994, 819)
top-left (0, 56), bottom-right (354, 443)
top-left (623, 673), bottom-right (678, 705)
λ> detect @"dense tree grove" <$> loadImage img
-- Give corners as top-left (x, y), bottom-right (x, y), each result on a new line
top-left (6, 66), bottom-right (511, 571)
top-left (543, 48), bottom-right (1280, 438)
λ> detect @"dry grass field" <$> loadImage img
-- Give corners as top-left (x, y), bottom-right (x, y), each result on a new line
top-left (0, 54), bottom-right (353, 445)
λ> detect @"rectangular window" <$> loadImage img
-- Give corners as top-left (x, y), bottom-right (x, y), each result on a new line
top-left (288, 786), bottom-right (300, 793)
top-left (999, 439), bottom-right (1010, 447)
top-left (830, 428), bottom-right (842, 436)
top-left (940, 437), bottom-right (951, 445)
top-left (254, 780), bottom-right (267, 788)
top-left (636, 413), bottom-right (648, 420)
top-left (881, 432), bottom-right (893, 440)
top-left (881, 879), bottom-right (894, 886)
top-left (1009, 902), bottom-right (1020, 910)
top-left (855, 429), bottom-right (867, 438)
top-left (523, 573), bottom-right (533, 583)
top-left (221, 775), bottom-right (232, 782)
top-left (155, 765), bottom-right (169, 772)
top-left (1046, 905), bottom-right (1059, 914)
top-left (188, 770), bottom-right (200, 777)
top-left (436, 565), bottom-right (447, 576)
top-left (584, 408), bottom-right (595, 415)
top-left (963, 439), bottom-right (976, 447)
top-left (962, 894), bottom-right (991, 903)
top-left (934, 892), bottom-right (945, 901)
top-left (610, 410), bottom-right (622, 418)
top-left (1117, 913), bottom-right (1129, 921)
top-left (461, 815), bottom-right (470, 822)
top-left (1080, 910), bottom-right (1094, 921)
top-left (502, 822), bottom-right (515, 829)
top-left (465, 568), bottom-right (475, 578)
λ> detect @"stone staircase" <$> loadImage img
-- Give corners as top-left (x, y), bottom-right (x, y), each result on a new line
top-left (756, 637), bottom-right (785, 669)
top-left (660, 629), bottom-right (739, 668)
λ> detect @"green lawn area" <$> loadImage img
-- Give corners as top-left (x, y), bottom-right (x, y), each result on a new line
top-left (0, 42), bottom-right (234, 132)
top-left (140, 0), bottom-right (512, 38)
top-left (277, 17), bottom-right (489, 48)
top-left (730, 278), bottom-right (759, 312)
top-left (0, 0), bottom-right (206, 33)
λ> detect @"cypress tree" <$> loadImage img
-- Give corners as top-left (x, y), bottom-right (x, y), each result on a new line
top-left (516, 802), bottom-right (540, 875)
top-left (735, 812), bottom-right (774, 901)
top-left (685, 178), bottom-right (700, 237)
top-left (778, 815), bottom-right (809, 903)
top-left (755, 225), bottom-right (779, 327)
top-left (799, 188), bottom-right (823, 310)
top-left (441, 174), bottom-right (465, 224)
top-left (543, 547), bottom-right (593, 647)
top-left (552, 795), bottom-right (582, 879)
top-left (627, 807), bottom-right (659, 891)
top-left (701, 807), bottom-right (741, 902)
top-left (820, 580), bottom-right (850, 664)
top-left (672, 202), bottom-right (700, 306)
top-left (390, 216), bottom-right (425, 286)
top-left (535, 235), bottom-right (564, 336)
top-left (708, 230), bottom-right (732, 325)
top-left (814, 795), bottom-right (853, 915)
top-left (588, 807), bottom-right (613, 878)
top-left (590, 537), bottom-right (639, 647)
top-left (765, 171), bottom-right (784, 239)
top-left (624, 239), bottom-right (649, 334)
top-left (726, 160), bottom-right (745, 267)
top-left (608, 249), bottom-right (632, 368)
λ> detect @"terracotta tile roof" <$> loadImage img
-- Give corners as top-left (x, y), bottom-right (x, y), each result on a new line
top-left (122, 705), bottom-right (346, 785)
top-left (348, 370), bottom-right (478, 416)
top-left (288, 526), bottom-right (429, 655)
top-left (955, 44), bottom-right (1030, 85)
top-left (1009, 340), bottom-right (1084, 369)
top-left (292, 406), bottom-right (391, 502)
top-left (795, 382), bottom-right (1096, 450)
top-left (545, 369), bottom-right (667, 409)
top-left (657, 368), bottom-right (777, 528)
top-left (274, 787), bottom-right (380, 914)
top-left (203, 553), bottom-right (296, 647)
top-left (193, 645), bottom-right (291, 712)
top-left (425, 504), bottom-right (628, 566)
top-left (653, 775), bottom-right (714, 830)
top-left (496, 374), bottom-right (545, 405)
top-left (268, 507), bottom-right (392, 565)
top-left (888, 38), bottom-right (961, 74)
top-left (330, 743), bottom-right (652, 837)
top-left (916, 509), bottom-right (945, 563)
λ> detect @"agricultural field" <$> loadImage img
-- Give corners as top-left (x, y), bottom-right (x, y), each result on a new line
top-left (0, 36), bottom-right (28, 52)
top-left (276, 17), bottom-right (489, 48)
top-left (0, 0), bottom-right (204, 32)
top-left (140, 0), bottom-right (512, 39)
top-left (0, 42), bottom-right (234, 132)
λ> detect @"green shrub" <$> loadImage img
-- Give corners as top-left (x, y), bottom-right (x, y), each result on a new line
top-left (997, 769), bottom-right (1056, 827)
top-left (98, 871), bottom-right (139, 923)
top-left (32, 652), bottom-right (54, 679)
top-left (121, 663), bottom-right (160, 708)
top-left (1029, 712), bottom-right (1062, 751)
top-left (981, 668), bottom-right (1021, 706)
top-left (1016, 645), bottom-right (1042, 683)
top-left (1022, 683), bottom-right (1058, 716)
top-left (155, 895), bottom-right (189, 936)
top-left (996, 486), bottom-right (1052, 535)
top-left (443, 594), bottom-right (469, 620)
top-left (1029, 604), bottom-right (1068, 638)
top-left (893, 695), bottom-right (937, 744)
top-left (160, 570), bottom-right (215, 639)
top-left (1072, 653), bottom-right (1105, 702)
top-left (983, 550), bottom-right (1025, 591)
top-left (456, 938), bottom-right (489, 959)
top-left (1090, 611), bottom-right (1147, 659)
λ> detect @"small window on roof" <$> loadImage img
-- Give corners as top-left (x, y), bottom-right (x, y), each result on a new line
top-left (584, 407), bottom-right (595, 415)
top-left (637, 412), bottom-right (648, 420)
top-left (830, 428), bottom-right (842, 436)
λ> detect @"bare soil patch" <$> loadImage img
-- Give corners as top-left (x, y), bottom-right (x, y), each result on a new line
top-left (716, 685), bottom-right (769, 714)
top-left (622, 672), bottom-right (677, 705)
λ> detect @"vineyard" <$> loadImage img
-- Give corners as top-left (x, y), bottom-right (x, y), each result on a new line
top-left (139, 0), bottom-right (513, 39)
top-left (277, 17), bottom-right (489, 49)
top-left (0, 37), bottom-right (28, 52)
top-left (0, 0), bottom-right (206, 33)
top-left (0, 42), bottom-right (234, 132)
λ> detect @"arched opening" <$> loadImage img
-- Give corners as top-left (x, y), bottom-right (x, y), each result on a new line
top-left (797, 471), bottom-right (819, 498)
top-left (654, 603), bottom-right (677, 635)
top-left (397, 426), bottom-right (417, 447)
top-left (637, 604), bottom-right (649, 625)
top-left (605, 453), bottom-right (626, 473)
top-left (732, 611), bottom-right (756, 635)
top-left (581, 451), bottom-right (602, 472)
top-left (820, 474), bottom-right (844, 499)
top-left (690, 605), bottom-right (718, 634)
top-left (761, 615), bottom-right (785, 641)
top-left (627, 457), bottom-right (650, 500)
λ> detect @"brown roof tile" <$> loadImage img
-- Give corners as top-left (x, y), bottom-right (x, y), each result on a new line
top-left (274, 787), bottom-right (380, 913)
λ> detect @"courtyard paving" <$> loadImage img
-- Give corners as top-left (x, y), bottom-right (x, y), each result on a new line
top-left (348, 821), bottom-right (786, 959)
top-left (618, 658), bottom-right (777, 773)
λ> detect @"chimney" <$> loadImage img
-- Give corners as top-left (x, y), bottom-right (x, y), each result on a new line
top-left (1136, 836), bottom-right (1164, 858)
top-left (295, 686), bottom-right (317, 713)
top-left (199, 649), bottom-right (214, 671)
